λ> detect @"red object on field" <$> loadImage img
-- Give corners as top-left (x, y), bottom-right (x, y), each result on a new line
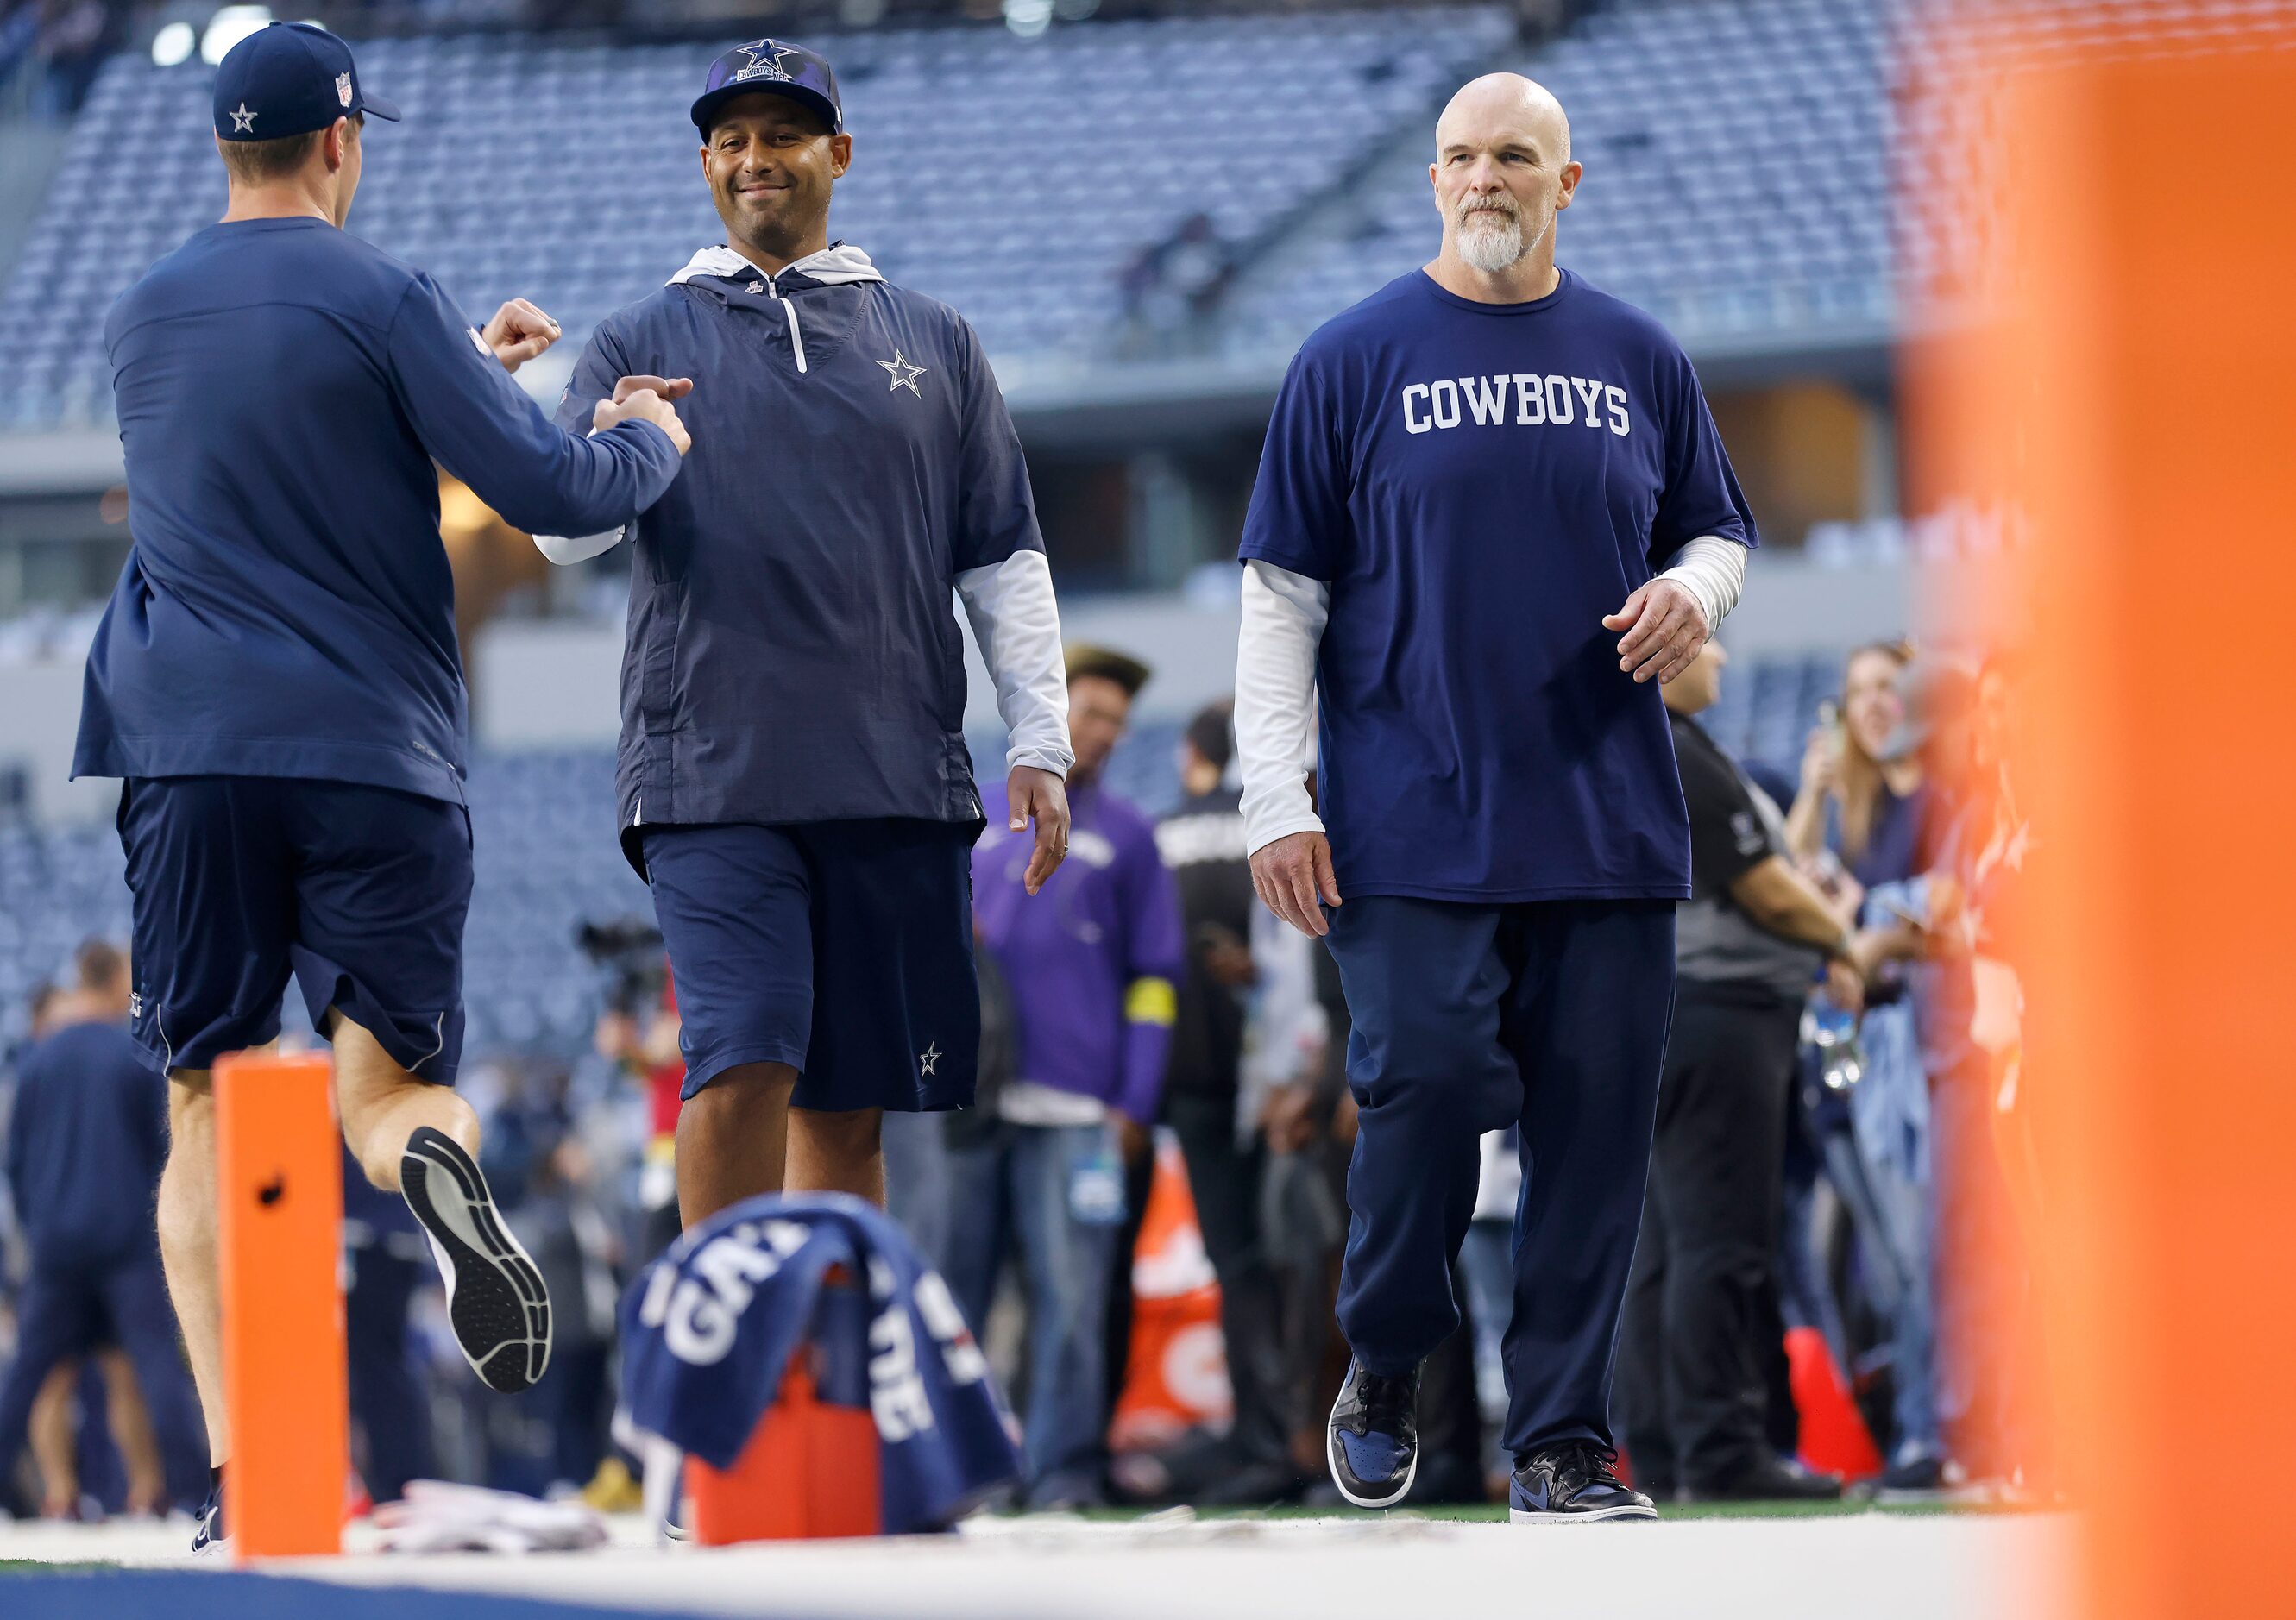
top-left (688, 1265), bottom-right (881, 1542)
top-left (1784, 1325), bottom-right (1883, 1481)
top-left (689, 1359), bottom-right (881, 1542)
top-left (1110, 1139), bottom-right (1232, 1451)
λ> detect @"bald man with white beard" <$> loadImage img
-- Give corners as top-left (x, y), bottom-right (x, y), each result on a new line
top-left (1232, 75), bottom-right (1757, 1521)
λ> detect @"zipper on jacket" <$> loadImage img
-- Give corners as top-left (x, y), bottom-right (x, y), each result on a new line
top-left (752, 271), bottom-right (808, 374)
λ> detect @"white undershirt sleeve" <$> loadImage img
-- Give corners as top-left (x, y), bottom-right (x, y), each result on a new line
top-left (1236, 558), bottom-right (1330, 857)
top-left (532, 527), bottom-right (627, 566)
top-left (956, 548), bottom-right (1073, 778)
top-left (1655, 534), bottom-right (1750, 629)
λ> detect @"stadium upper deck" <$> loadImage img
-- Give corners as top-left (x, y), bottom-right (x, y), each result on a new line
top-left (0, 7), bottom-right (1513, 432)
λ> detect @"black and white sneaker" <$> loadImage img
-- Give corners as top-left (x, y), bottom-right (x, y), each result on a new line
top-left (1510, 1441), bottom-right (1658, 1523)
top-left (400, 1126), bottom-right (552, 1392)
top-left (1326, 1359), bottom-right (1421, 1510)
top-left (190, 1472), bottom-right (227, 1555)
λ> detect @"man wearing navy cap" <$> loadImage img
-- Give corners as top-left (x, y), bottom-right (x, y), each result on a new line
top-left (72, 21), bottom-right (691, 1552)
top-left (539, 40), bottom-right (1073, 1230)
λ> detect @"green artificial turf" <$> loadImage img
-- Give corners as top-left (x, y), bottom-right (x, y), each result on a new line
top-left (1079, 1495), bottom-right (2010, 1524)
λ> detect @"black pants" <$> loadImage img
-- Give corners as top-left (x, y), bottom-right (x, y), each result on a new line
top-left (1618, 983), bottom-right (1801, 1491)
top-left (1167, 1089), bottom-right (1290, 1470)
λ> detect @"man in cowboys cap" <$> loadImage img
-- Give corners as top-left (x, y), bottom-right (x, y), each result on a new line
top-left (72, 20), bottom-right (690, 1553)
top-left (538, 41), bottom-right (1073, 1231)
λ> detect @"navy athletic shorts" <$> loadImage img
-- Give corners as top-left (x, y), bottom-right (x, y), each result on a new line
top-left (640, 819), bottom-right (980, 1113)
top-left (116, 775), bottom-right (472, 1082)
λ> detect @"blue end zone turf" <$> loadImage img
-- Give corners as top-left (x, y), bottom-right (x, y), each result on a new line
top-left (0, 1570), bottom-right (747, 1620)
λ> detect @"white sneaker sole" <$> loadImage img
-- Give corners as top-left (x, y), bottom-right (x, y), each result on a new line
top-left (1508, 1502), bottom-right (1661, 1523)
top-left (400, 1126), bottom-right (552, 1392)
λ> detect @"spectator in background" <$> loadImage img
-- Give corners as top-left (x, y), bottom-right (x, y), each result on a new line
top-left (1257, 878), bottom-right (1349, 1492)
top-left (1150, 700), bottom-right (1299, 1501)
top-left (1784, 640), bottom-right (1928, 886)
top-left (343, 1143), bottom-right (434, 1506)
top-left (593, 970), bottom-right (683, 1266)
top-left (1619, 641), bottom-right (1866, 1502)
top-left (1119, 212), bottom-right (1237, 355)
top-left (1836, 659), bottom-right (2008, 1491)
top-left (511, 1127), bottom-right (621, 1498)
top-left (0, 941), bottom-right (204, 1515)
top-left (1814, 654), bottom-right (1967, 1491)
top-left (954, 645), bottom-right (1184, 1509)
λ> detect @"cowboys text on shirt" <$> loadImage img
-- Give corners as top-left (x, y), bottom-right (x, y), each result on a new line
top-left (1400, 372), bottom-right (1631, 437)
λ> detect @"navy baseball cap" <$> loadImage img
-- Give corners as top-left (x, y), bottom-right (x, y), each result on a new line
top-left (214, 22), bottom-right (399, 143)
top-left (691, 39), bottom-right (842, 138)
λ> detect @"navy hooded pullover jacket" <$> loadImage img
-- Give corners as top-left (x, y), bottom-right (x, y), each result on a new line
top-left (552, 246), bottom-right (1044, 866)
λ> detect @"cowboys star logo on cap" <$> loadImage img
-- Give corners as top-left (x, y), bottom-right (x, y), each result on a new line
top-left (691, 37), bottom-right (842, 136)
top-left (733, 42), bottom-right (796, 84)
top-left (337, 72), bottom-right (353, 108)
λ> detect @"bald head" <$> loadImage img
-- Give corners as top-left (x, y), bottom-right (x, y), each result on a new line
top-left (1436, 73), bottom-right (1570, 167)
top-left (1428, 73), bottom-right (1581, 286)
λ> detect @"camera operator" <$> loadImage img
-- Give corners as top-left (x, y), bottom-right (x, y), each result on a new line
top-left (581, 920), bottom-right (683, 1263)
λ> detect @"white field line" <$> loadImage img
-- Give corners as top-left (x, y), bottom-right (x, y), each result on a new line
top-left (1, 1509), bottom-right (2079, 1620)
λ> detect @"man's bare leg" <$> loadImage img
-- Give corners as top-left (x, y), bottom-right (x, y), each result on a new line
top-left (676, 1062), bottom-right (797, 1228)
top-left (29, 1361), bottom-right (79, 1517)
top-left (787, 1108), bottom-right (885, 1206)
top-left (97, 1347), bottom-right (167, 1516)
top-left (156, 1072), bottom-right (226, 1466)
top-left (328, 1014), bottom-right (479, 1191)
top-left (328, 1012), bottom-right (550, 1393)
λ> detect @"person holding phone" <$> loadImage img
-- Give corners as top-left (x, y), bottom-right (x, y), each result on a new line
top-left (1784, 643), bottom-right (1929, 887)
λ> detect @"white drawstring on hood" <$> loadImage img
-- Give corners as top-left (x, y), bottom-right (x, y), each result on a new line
top-left (668, 244), bottom-right (884, 375)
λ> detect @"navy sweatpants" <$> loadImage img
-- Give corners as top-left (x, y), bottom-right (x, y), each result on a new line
top-left (1323, 895), bottom-right (1676, 1459)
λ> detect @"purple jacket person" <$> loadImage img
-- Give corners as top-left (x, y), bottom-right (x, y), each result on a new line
top-left (941, 645), bottom-right (1183, 1508)
top-left (972, 776), bottom-right (1183, 1126)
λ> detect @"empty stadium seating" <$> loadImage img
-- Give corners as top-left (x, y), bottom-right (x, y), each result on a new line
top-left (0, 8), bottom-right (1511, 430)
top-left (0, 652), bottom-right (1843, 1065)
top-left (1224, 0), bottom-right (1896, 353)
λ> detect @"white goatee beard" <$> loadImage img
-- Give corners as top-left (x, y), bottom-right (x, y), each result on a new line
top-left (1455, 203), bottom-right (1551, 273)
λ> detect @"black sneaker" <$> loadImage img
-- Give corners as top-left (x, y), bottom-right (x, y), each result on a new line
top-left (1325, 1359), bottom-right (1420, 1510)
top-left (1683, 1454), bottom-right (1844, 1503)
top-left (1509, 1441), bottom-right (1658, 1523)
top-left (190, 1472), bottom-right (226, 1555)
top-left (400, 1126), bottom-right (552, 1392)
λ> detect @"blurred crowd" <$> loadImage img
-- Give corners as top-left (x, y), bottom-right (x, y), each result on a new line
top-left (0, 635), bottom-right (2041, 1520)
top-left (0, 1), bottom-right (120, 119)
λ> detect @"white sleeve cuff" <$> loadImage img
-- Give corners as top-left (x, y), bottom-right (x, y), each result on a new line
top-left (956, 549), bottom-right (1073, 779)
top-left (1657, 534), bottom-right (1749, 628)
top-left (1236, 559), bottom-right (1330, 857)
top-left (533, 528), bottom-right (626, 566)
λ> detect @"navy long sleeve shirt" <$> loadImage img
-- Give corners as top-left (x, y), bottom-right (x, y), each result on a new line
top-left (4, 1020), bottom-right (168, 1270)
top-left (73, 216), bottom-right (683, 805)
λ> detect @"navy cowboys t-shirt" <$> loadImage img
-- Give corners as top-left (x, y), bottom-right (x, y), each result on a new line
top-left (1239, 268), bottom-right (1757, 902)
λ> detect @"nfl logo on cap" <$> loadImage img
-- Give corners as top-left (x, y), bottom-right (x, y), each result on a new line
top-left (213, 22), bottom-right (401, 141)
